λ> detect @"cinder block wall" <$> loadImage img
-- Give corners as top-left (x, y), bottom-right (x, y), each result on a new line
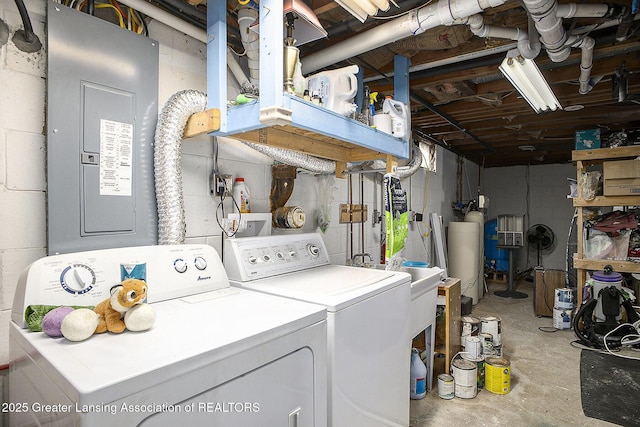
top-left (484, 163), bottom-right (576, 274)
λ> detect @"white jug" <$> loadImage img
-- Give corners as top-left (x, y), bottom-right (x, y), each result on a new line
top-left (306, 64), bottom-right (359, 116)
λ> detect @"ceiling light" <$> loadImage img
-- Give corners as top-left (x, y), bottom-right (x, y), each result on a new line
top-left (334, 0), bottom-right (389, 23)
top-left (564, 104), bottom-right (585, 112)
top-left (499, 52), bottom-right (562, 114)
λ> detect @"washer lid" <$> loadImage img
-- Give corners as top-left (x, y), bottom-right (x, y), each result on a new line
top-left (233, 265), bottom-right (411, 311)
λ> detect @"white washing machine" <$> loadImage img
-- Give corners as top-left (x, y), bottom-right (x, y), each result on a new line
top-left (9, 244), bottom-right (327, 427)
top-left (224, 233), bottom-right (412, 427)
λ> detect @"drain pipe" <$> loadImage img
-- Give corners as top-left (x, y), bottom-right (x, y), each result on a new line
top-left (567, 35), bottom-right (596, 94)
top-left (465, 14), bottom-right (541, 59)
top-left (237, 7), bottom-right (260, 87)
top-left (302, 0), bottom-right (508, 74)
top-left (522, 0), bottom-right (627, 62)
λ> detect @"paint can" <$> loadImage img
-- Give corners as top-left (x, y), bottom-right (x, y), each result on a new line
top-left (485, 357), bottom-right (511, 395)
top-left (461, 316), bottom-right (481, 345)
top-left (553, 307), bottom-right (573, 330)
top-left (462, 354), bottom-right (485, 389)
top-left (480, 315), bottom-right (502, 347)
top-left (479, 332), bottom-right (494, 355)
top-left (437, 374), bottom-right (455, 400)
top-left (451, 356), bottom-right (477, 399)
top-left (464, 336), bottom-right (482, 359)
top-left (554, 288), bottom-right (575, 310)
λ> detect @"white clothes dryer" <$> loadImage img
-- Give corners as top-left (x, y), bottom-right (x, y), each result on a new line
top-left (224, 233), bottom-right (412, 427)
top-left (9, 244), bottom-right (327, 427)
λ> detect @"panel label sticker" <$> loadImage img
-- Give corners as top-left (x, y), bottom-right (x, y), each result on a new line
top-left (99, 119), bottom-right (133, 196)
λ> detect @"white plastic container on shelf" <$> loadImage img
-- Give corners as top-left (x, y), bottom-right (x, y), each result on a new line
top-left (305, 64), bottom-right (359, 116)
top-left (382, 96), bottom-right (409, 139)
top-left (233, 178), bottom-right (251, 214)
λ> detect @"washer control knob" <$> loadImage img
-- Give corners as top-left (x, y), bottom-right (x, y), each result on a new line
top-left (262, 255), bottom-right (271, 262)
top-left (289, 251), bottom-right (297, 258)
top-left (248, 256), bottom-right (258, 264)
top-left (307, 244), bottom-right (320, 257)
top-left (194, 256), bottom-right (207, 270)
top-left (276, 252), bottom-right (284, 260)
top-left (174, 258), bottom-right (188, 273)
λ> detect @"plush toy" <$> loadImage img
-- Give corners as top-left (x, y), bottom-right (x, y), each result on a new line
top-left (94, 279), bottom-right (148, 334)
top-left (61, 309), bottom-right (99, 342)
top-left (124, 303), bottom-right (157, 331)
top-left (42, 306), bottom-right (75, 337)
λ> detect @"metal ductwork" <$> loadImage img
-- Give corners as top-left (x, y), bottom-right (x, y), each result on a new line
top-left (154, 90), bottom-right (207, 245)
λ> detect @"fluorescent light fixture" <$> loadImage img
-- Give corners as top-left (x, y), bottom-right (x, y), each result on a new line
top-left (499, 53), bottom-right (562, 113)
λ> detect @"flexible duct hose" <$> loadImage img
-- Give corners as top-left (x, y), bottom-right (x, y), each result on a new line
top-left (154, 90), bottom-right (421, 244)
top-left (396, 143), bottom-right (423, 179)
top-left (154, 90), bottom-right (207, 245)
top-left (241, 141), bottom-right (337, 174)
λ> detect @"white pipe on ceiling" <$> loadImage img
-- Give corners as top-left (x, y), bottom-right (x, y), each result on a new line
top-left (117, 0), bottom-right (207, 43)
top-left (567, 35), bottom-right (596, 94)
top-left (466, 14), bottom-right (541, 59)
top-left (301, 0), bottom-right (508, 74)
top-left (522, 0), bottom-right (621, 63)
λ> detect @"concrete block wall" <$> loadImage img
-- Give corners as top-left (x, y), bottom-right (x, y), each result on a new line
top-left (0, 0), bottom-right (48, 368)
top-left (0, 0), bottom-right (479, 368)
top-left (483, 163), bottom-right (576, 273)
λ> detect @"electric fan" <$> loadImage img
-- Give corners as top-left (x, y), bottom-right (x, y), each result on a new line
top-left (527, 224), bottom-right (555, 267)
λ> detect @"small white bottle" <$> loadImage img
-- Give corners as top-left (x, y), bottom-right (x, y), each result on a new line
top-left (232, 178), bottom-right (251, 213)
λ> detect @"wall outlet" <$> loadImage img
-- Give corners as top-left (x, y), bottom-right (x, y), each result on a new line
top-left (210, 173), bottom-right (233, 196)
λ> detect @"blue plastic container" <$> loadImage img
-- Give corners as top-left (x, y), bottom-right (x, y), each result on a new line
top-left (484, 219), bottom-right (509, 272)
top-left (403, 261), bottom-right (429, 268)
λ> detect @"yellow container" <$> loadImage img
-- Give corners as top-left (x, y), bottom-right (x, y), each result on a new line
top-left (485, 357), bottom-right (511, 394)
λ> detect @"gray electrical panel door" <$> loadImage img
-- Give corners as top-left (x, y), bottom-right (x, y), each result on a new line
top-left (47, 1), bottom-right (159, 254)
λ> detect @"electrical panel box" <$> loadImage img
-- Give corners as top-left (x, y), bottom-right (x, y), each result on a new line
top-left (47, 2), bottom-right (159, 254)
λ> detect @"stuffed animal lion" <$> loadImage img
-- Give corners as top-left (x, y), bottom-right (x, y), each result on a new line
top-left (94, 279), bottom-right (148, 333)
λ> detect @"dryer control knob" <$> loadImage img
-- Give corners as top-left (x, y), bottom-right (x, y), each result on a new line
top-left (248, 256), bottom-right (258, 264)
top-left (307, 244), bottom-right (320, 257)
top-left (174, 258), bottom-right (188, 273)
top-left (194, 256), bottom-right (207, 270)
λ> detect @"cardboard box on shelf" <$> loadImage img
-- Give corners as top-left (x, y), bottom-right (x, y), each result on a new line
top-left (603, 159), bottom-right (640, 195)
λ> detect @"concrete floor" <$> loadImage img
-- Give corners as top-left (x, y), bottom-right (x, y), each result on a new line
top-left (410, 279), bottom-right (619, 427)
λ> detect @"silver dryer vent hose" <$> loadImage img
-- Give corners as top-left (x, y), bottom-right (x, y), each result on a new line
top-left (240, 141), bottom-right (337, 174)
top-left (154, 90), bottom-right (421, 244)
top-left (154, 89), bottom-right (207, 245)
